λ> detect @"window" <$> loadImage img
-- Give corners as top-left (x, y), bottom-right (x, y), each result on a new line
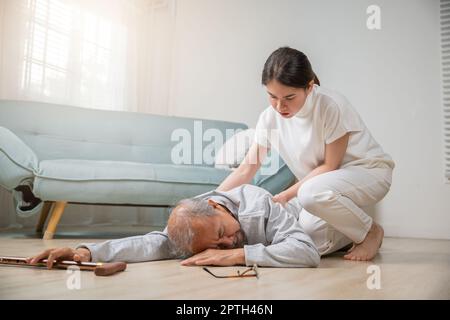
top-left (0, 0), bottom-right (175, 113)
top-left (22, 0), bottom-right (73, 98)
top-left (20, 0), bottom-right (127, 109)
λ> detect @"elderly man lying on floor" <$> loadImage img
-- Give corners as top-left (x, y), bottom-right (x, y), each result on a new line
top-left (28, 184), bottom-right (320, 268)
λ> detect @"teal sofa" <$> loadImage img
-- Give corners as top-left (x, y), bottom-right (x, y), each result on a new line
top-left (0, 100), bottom-right (295, 239)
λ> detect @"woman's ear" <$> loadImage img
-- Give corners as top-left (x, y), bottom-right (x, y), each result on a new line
top-left (306, 79), bottom-right (315, 93)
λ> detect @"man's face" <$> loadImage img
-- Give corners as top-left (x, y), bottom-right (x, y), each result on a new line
top-left (190, 202), bottom-right (246, 254)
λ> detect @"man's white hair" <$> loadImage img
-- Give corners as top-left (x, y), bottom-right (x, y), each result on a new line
top-left (167, 198), bottom-right (218, 257)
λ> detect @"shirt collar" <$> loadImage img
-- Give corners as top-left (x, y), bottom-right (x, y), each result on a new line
top-left (193, 190), bottom-right (240, 218)
top-left (294, 84), bottom-right (317, 118)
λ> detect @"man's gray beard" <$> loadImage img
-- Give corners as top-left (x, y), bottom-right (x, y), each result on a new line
top-left (234, 229), bottom-right (247, 248)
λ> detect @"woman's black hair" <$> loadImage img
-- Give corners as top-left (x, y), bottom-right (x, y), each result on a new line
top-left (262, 47), bottom-right (320, 88)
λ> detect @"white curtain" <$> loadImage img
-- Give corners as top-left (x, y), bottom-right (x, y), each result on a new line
top-left (0, 0), bottom-right (176, 231)
top-left (0, 0), bottom-right (175, 113)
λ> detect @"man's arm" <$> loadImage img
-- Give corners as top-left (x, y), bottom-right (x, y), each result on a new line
top-left (77, 228), bottom-right (178, 262)
top-left (244, 196), bottom-right (320, 268)
top-left (180, 248), bottom-right (245, 266)
top-left (28, 229), bottom-right (178, 267)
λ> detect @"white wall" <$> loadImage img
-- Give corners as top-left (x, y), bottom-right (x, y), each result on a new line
top-left (170, 0), bottom-right (450, 239)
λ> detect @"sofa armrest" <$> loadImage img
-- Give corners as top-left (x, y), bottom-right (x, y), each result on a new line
top-left (0, 126), bottom-right (38, 190)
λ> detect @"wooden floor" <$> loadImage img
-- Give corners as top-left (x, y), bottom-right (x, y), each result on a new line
top-left (0, 228), bottom-right (449, 299)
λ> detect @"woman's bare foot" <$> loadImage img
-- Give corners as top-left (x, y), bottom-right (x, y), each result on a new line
top-left (344, 222), bottom-right (384, 261)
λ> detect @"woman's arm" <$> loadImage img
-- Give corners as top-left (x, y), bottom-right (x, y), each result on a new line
top-left (217, 142), bottom-right (269, 192)
top-left (273, 133), bottom-right (350, 205)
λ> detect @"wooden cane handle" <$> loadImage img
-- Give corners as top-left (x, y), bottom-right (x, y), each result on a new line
top-left (94, 262), bottom-right (127, 276)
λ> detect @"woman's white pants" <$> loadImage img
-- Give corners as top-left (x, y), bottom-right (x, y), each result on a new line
top-left (295, 165), bottom-right (393, 256)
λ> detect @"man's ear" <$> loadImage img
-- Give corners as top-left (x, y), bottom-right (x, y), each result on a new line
top-left (207, 199), bottom-right (220, 208)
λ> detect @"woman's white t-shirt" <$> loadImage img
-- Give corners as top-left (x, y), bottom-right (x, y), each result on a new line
top-left (254, 84), bottom-right (395, 180)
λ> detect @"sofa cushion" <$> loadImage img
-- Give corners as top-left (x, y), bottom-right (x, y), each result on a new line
top-left (33, 159), bottom-right (232, 205)
top-left (0, 126), bottom-right (38, 190)
top-left (33, 158), bottom-right (295, 205)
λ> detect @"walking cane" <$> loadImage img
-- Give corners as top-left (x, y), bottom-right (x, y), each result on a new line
top-left (0, 256), bottom-right (126, 276)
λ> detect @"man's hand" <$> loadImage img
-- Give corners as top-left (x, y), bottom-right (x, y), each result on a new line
top-left (272, 191), bottom-right (290, 207)
top-left (26, 247), bottom-right (92, 269)
top-left (181, 248), bottom-right (245, 266)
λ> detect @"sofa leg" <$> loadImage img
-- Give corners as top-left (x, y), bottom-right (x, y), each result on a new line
top-left (36, 201), bottom-right (54, 233)
top-left (43, 201), bottom-right (67, 240)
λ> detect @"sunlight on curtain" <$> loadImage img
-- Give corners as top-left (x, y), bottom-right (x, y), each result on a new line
top-left (0, 0), bottom-right (175, 114)
top-left (20, 0), bottom-right (126, 110)
top-left (0, 0), bottom-right (175, 229)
